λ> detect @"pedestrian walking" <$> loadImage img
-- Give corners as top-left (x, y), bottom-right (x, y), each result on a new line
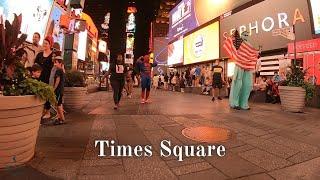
top-left (164, 74), bottom-right (169, 90)
top-left (104, 54), bottom-right (127, 110)
top-left (179, 74), bottom-right (186, 92)
top-left (52, 56), bottom-right (66, 125)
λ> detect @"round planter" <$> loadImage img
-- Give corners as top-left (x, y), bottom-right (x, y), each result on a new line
top-left (279, 86), bottom-right (306, 112)
top-left (63, 87), bottom-right (87, 110)
top-left (0, 95), bottom-right (44, 168)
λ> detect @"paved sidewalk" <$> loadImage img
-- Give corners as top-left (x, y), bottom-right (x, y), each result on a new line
top-left (1, 89), bottom-right (320, 179)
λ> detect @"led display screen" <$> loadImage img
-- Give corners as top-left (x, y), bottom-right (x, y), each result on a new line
top-left (168, 38), bottom-right (183, 66)
top-left (168, 0), bottom-right (251, 42)
top-left (183, 22), bottom-right (219, 65)
top-left (0, 0), bottom-right (54, 43)
top-left (220, 0), bottom-right (312, 56)
top-left (78, 30), bottom-right (87, 61)
top-left (154, 37), bottom-right (168, 65)
top-left (310, 0), bottom-right (320, 35)
top-left (47, 5), bottom-right (65, 50)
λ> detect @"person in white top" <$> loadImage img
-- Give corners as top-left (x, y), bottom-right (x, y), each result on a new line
top-left (24, 32), bottom-right (42, 68)
top-left (152, 74), bottom-right (159, 90)
top-left (160, 74), bottom-right (165, 89)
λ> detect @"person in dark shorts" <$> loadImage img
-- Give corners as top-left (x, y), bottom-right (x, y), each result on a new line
top-left (52, 56), bottom-right (65, 125)
top-left (211, 60), bottom-right (224, 102)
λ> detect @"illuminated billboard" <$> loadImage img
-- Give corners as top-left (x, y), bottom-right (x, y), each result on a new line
top-left (0, 0), bottom-right (54, 43)
top-left (168, 0), bottom-right (197, 42)
top-left (220, 0), bottom-right (312, 56)
top-left (98, 40), bottom-right (107, 54)
top-left (168, 0), bottom-right (251, 42)
top-left (154, 37), bottom-right (168, 65)
top-left (183, 22), bottom-right (219, 65)
top-left (78, 30), bottom-right (87, 61)
top-left (47, 5), bottom-right (65, 50)
top-left (168, 38), bottom-right (183, 66)
top-left (310, 0), bottom-right (320, 35)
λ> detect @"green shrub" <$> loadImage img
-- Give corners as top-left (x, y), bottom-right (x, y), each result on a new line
top-left (64, 71), bottom-right (86, 87)
top-left (283, 65), bottom-right (315, 100)
top-left (0, 14), bottom-right (56, 104)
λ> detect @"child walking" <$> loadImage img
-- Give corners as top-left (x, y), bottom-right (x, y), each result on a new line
top-left (52, 56), bottom-right (65, 125)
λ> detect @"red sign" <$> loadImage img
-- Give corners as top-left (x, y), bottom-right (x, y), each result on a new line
top-left (288, 38), bottom-right (320, 54)
top-left (60, 15), bottom-right (71, 29)
top-left (56, 0), bottom-right (65, 5)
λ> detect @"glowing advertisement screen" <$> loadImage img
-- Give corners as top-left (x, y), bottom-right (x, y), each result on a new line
top-left (168, 0), bottom-right (251, 42)
top-left (168, 0), bottom-right (197, 42)
top-left (47, 5), bottom-right (65, 50)
top-left (168, 38), bottom-right (183, 66)
top-left (154, 37), bottom-right (168, 65)
top-left (0, 0), bottom-right (54, 43)
top-left (220, 0), bottom-right (312, 56)
top-left (78, 30), bottom-right (87, 61)
top-left (310, 0), bottom-right (320, 34)
top-left (183, 22), bottom-right (219, 65)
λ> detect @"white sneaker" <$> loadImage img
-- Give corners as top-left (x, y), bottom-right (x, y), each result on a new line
top-left (141, 99), bottom-right (145, 104)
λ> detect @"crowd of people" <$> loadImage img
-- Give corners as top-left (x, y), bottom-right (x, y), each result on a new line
top-left (13, 33), bottom-right (66, 125)
top-left (149, 60), bottom-right (231, 102)
top-left (254, 72), bottom-right (285, 104)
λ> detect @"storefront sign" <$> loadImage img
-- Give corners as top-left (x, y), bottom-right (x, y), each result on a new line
top-left (184, 22), bottom-right (219, 65)
top-left (310, 0), bottom-right (320, 35)
top-left (288, 38), bottom-right (320, 54)
top-left (220, 0), bottom-right (312, 57)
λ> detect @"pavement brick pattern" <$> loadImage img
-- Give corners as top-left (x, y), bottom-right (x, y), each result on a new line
top-left (1, 90), bottom-right (320, 180)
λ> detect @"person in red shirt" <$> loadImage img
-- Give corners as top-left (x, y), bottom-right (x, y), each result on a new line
top-left (136, 53), bottom-right (157, 104)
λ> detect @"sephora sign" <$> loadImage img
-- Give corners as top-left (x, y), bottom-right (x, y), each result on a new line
top-left (220, 0), bottom-right (312, 56)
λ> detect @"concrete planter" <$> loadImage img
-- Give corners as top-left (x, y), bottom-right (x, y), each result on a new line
top-left (64, 87), bottom-right (87, 110)
top-left (279, 86), bottom-right (306, 113)
top-left (0, 95), bottom-right (44, 168)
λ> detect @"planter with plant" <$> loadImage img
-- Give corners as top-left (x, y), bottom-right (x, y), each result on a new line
top-left (64, 71), bottom-right (87, 110)
top-left (279, 65), bottom-right (315, 112)
top-left (0, 14), bottom-right (56, 168)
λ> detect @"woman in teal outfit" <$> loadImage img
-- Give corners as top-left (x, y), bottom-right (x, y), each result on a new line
top-left (229, 65), bottom-right (253, 110)
top-left (224, 31), bottom-right (259, 110)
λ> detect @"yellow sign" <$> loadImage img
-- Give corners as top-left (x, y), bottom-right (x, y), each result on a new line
top-left (149, 53), bottom-right (154, 63)
top-left (183, 22), bottom-right (219, 65)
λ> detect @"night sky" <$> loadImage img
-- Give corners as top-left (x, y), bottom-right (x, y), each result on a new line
top-left (84, 0), bottom-right (161, 61)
